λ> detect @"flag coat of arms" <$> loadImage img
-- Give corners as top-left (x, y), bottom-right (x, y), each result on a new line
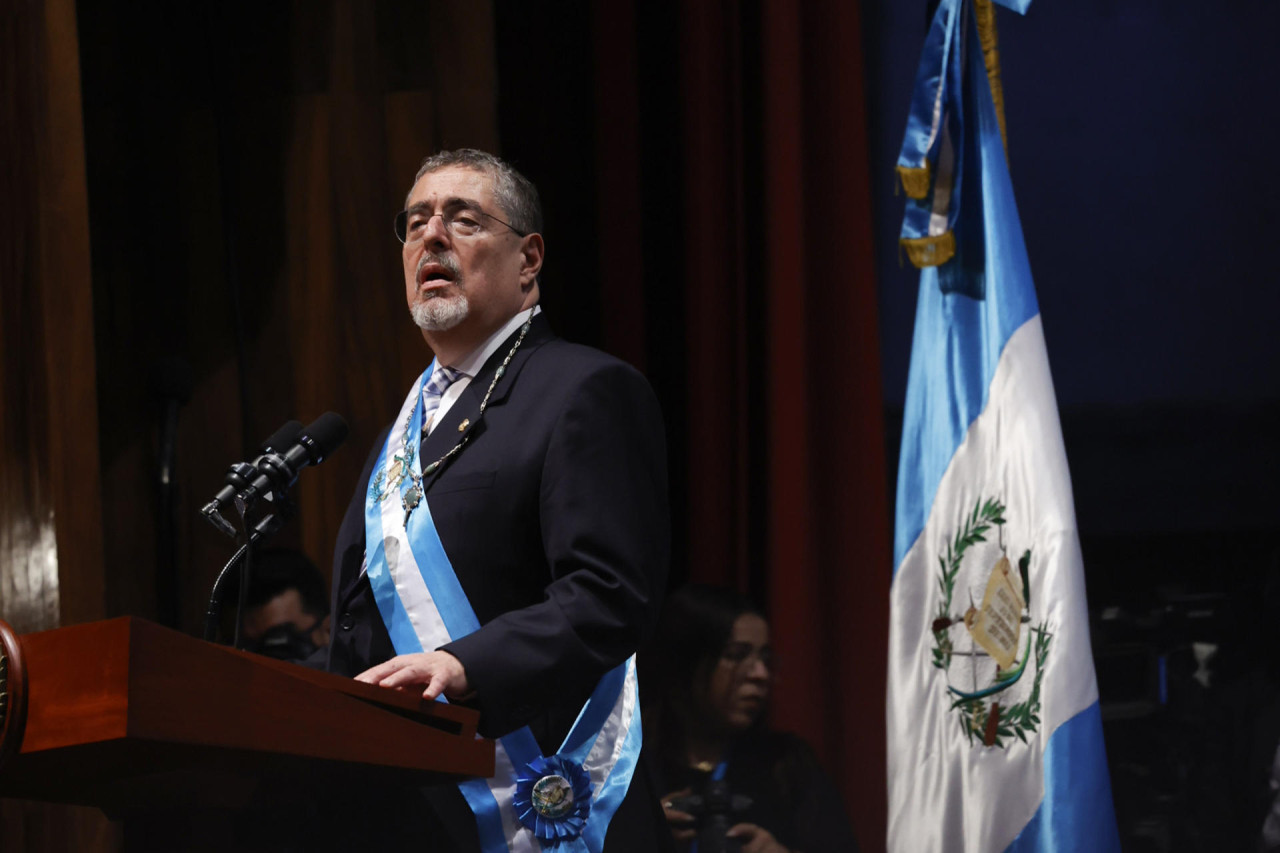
top-left (886, 1), bottom-right (1121, 850)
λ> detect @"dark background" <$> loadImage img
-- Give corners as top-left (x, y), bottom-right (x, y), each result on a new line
top-left (864, 3), bottom-right (1280, 848)
top-left (2, 1), bottom-right (1278, 850)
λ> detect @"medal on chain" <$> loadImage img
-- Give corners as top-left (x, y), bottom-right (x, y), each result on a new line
top-left (371, 316), bottom-right (533, 527)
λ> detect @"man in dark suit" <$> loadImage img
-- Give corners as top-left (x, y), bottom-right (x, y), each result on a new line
top-left (324, 149), bottom-right (671, 851)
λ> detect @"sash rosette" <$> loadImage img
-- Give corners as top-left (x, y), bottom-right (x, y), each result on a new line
top-left (514, 755), bottom-right (593, 841)
top-left (364, 362), bottom-right (643, 853)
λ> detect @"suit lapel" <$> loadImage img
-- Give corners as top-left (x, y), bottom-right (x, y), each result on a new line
top-left (418, 313), bottom-right (553, 494)
top-left (339, 314), bottom-right (555, 609)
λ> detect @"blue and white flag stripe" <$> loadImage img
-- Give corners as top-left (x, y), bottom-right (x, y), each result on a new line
top-left (887, 2), bottom-right (1120, 850)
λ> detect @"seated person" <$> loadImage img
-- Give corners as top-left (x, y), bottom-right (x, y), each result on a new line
top-left (234, 547), bottom-right (331, 661)
top-left (643, 584), bottom-right (858, 852)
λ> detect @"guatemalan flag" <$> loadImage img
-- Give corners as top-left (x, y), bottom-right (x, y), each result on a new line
top-left (886, 1), bottom-right (1121, 850)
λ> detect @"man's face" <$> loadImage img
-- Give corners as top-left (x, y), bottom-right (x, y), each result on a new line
top-left (401, 165), bottom-right (540, 346)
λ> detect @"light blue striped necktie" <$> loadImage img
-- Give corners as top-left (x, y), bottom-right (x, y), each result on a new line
top-left (421, 364), bottom-right (462, 435)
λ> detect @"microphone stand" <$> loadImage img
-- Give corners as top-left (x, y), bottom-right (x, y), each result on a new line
top-left (198, 412), bottom-right (346, 644)
top-left (202, 494), bottom-right (295, 644)
top-left (157, 396), bottom-right (181, 628)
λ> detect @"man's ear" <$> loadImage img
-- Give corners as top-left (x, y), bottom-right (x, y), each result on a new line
top-left (519, 233), bottom-right (544, 287)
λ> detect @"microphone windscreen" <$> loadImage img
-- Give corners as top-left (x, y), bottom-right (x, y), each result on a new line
top-left (261, 420), bottom-right (304, 454)
top-left (301, 412), bottom-right (349, 458)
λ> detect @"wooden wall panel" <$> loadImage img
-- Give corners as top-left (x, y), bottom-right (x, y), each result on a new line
top-left (74, 0), bottom-right (500, 637)
top-left (1, 0), bottom-right (104, 631)
top-left (35, 0), bottom-right (106, 630)
top-left (3, 0), bottom-right (498, 847)
top-left (1, 1), bottom-right (116, 849)
top-left (282, 0), bottom-right (500, 586)
top-left (385, 91), bottom-right (437, 205)
top-left (1, 0), bottom-right (68, 636)
top-left (425, 0), bottom-right (499, 152)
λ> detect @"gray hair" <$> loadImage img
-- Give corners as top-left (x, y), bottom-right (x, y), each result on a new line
top-left (408, 149), bottom-right (543, 236)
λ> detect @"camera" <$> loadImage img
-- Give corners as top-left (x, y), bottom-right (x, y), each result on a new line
top-left (668, 779), bottom-right (753, 853)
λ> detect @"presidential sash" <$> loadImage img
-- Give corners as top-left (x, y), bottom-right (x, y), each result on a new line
top-left (364, 364), bottom-right (642, 853)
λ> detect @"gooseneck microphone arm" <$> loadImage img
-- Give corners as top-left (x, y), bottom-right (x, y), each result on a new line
top-left (199, 412), bottom-right (348, 644)
top-left (202, 506), bottom-right (292, 642)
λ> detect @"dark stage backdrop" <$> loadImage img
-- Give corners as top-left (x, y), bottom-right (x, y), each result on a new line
top-left (862, 3), bottom-right (1280, 846)
top-left (514, 2), bottom-right (890, 845)
top-left (672, 3), bottom-right (891, 846)
top-left (76, 0), bottom-right (505, 641)
top-left (3, 0), bottom-right (891, 850)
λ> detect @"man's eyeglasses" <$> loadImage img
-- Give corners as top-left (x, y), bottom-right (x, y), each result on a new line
top-left (395, 204), bottom-right (528, 244)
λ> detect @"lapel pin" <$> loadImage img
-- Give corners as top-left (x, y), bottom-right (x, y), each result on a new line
top-left (458, 418), bottom-right (470, 432)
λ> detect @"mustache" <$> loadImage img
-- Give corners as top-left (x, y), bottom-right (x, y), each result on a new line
top-left (417, 252), bottom-right (462, 281)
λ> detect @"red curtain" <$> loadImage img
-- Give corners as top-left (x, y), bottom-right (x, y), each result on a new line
top-left (759, 5), bottom-right (890, 850)
top-left (596, 1), bottom-right (891, 848)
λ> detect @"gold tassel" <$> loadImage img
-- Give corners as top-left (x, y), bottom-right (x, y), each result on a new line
top-left (974, 0), bottom-right (1009, 157)
top-left (900, 232), bottom-right (957, 268)
top-left (896, 163), bottom-right (933, 200)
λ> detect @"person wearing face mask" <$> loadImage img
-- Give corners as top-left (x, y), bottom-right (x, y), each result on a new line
top-left (643, 585), bottom-right (858, 853)
top-left (232, 547), bottom-right (332, 661)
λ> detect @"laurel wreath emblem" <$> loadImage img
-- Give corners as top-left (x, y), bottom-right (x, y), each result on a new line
top-left (930, 496), bottom-right (1052, 748)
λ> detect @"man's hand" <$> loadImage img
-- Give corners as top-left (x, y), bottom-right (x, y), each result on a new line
top-left (726, 822), bottom-right (790, 853)
top-left (354, 651), bottom-right (471, 701)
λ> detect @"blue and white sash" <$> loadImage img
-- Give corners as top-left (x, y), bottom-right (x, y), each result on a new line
top-left (364, 364), bottom-right (643, 852)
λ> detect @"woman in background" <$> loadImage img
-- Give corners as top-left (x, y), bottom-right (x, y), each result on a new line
top-left (642, 585), bottom-right (858, 853)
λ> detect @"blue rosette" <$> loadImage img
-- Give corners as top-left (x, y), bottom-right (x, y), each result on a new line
top-left (514, 755), bottom-right (593, 843)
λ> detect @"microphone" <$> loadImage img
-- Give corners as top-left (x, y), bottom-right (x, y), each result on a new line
top-left (199, 412), bottom-right (349, 641)
top-left (206, 420), bottom-right (303, 507)
top-left (202, 421), bottom-right (303, 537)
top-left (233, 412), bottom-right (349, 509)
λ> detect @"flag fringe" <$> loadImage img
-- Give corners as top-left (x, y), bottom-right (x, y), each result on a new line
top-left (896, 163), bottom-right (933, 200)
top-left (900, 232), bottom-right (956, 268)
top-left (974, 0), bottom-right (1010, 155)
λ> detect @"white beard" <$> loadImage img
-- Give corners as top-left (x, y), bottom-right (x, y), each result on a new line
top-left (411, 289), bottom-right (469, 331)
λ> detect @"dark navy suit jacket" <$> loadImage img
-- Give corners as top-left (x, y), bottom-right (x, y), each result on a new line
top-left (324, 313), bottom-right (673, 850)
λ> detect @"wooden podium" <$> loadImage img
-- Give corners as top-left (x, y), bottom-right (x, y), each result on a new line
top-left (0, 617), bottom-right (493, 847)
